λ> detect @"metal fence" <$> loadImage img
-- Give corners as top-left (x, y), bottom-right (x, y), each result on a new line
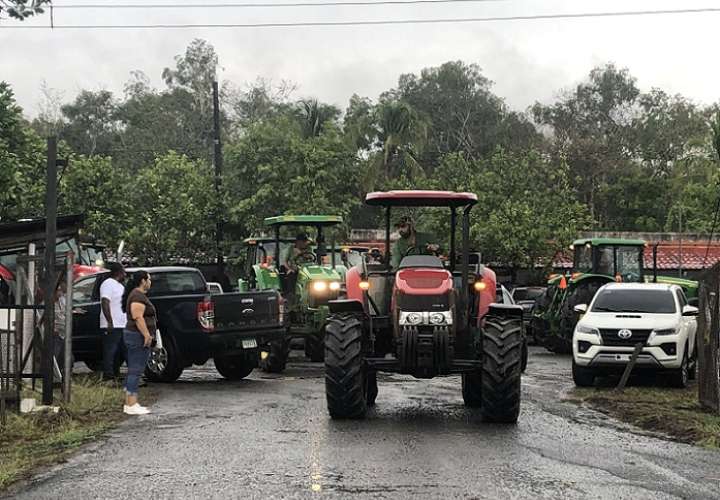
top-left (0, 252), bottom-right (74, 425)
top-left (698, 263), bottom-right (720, 413)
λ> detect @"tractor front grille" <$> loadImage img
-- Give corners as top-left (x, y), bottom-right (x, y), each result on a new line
top-left (397, 293), bottom-right (449, 311)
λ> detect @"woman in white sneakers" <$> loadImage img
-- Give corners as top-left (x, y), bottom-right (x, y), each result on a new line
top-left (121, 270), bottom-right (156, 415)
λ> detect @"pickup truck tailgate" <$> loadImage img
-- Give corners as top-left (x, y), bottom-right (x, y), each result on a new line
top-left (212, 290), bottom-right (281, 332)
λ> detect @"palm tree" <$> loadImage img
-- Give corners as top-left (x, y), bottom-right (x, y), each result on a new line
top-left (363, 101), bottom-right (427, 190)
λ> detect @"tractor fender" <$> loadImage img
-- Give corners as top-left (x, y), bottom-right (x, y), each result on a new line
top-left (487, 303), bottom-right (524, 319)
top-left (328, 299), bottom-right (366, 315)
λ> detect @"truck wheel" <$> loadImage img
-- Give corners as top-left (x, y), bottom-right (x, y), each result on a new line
top-left (461, 371), bottom-right (482, 408)
top-left (84, 359), bottom-right (101, 372)
top-left (305, 335), bottom-right (325, 362)
top-left (366, 371), bottom-right (378, 406)
top-left (668, 350), bottom-right (689, 388)
top-left (521, 339), bottom-right (528, 373)
top-left (260, 340), bottom-right (288, 373)
top-left (215, 354), bottom-right (255, 380)
top-left (480, 315), bottom-right (522, 423)
top-left (145, 335), bottom-right (184, 383)
top-left (572, 359), bottom-right (595, 387)
top-left (325, 313), bottom-right (367, 419)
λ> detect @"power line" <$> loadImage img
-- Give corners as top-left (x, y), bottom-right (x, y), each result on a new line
top-left (51, 0), bottom-right (507, 8)
top-left (4, 7), bottom-right (720, 28)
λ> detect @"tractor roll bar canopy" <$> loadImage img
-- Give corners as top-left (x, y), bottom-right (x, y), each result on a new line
top-left (365, 190), bottom-right (477, 207)
top-left (264, 215), bottom-right (343, 226)
top-left (264, 215), bottom-right (343, 268)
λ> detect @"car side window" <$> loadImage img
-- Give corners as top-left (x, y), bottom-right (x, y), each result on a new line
top-left (73, 277), bottom-right (97, 303)
top-left (675, 289), bottom-right (688, 308)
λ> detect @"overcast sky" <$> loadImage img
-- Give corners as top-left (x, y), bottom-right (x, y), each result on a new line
top-left (2, 0), bottom-right (719, 118)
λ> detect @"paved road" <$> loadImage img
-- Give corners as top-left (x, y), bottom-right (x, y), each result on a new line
top-left (7, 348), bottom-right (720, 499)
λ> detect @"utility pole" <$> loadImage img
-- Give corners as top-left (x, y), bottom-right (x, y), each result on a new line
top-left (212, 81), bottom-right (224, 278)
top-left (678, 204), bottom-right (683, 278)
top-left (42, 137), bottom-right (57, 405)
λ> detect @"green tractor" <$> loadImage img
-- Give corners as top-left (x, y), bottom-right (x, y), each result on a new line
top-left (238, 215), bottom-right (347, 371)
top-left (532, 238), bottom-right (698, 353)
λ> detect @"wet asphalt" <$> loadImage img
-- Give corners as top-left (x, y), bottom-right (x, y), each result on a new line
top-left (6, 347), bottom-right (720, 500)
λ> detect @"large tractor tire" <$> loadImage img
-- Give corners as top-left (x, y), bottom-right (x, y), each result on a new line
top-left (145, 334), bottom-right (184, 383)
top-left (260, 339), bottom-right (289, 373)
top-left (215, 354), bottom-right (255, 380)
top-left (325, 313), bottom-right (367, 419)
top-left (480, 315), bottom-right (522, 423)
top-left (305, 335), bottom-right (325, 363)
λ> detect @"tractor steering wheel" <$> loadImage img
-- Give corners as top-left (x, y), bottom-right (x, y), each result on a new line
top-left (294, 250), bottom-right (316, 265)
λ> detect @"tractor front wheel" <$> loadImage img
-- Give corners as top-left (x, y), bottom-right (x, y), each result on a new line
top-left (325, 313), bottom-right (367, 419)
top-left (260, 339), bottom-right (289, 373)
top-left (480, 315), bottom-right (522, 423)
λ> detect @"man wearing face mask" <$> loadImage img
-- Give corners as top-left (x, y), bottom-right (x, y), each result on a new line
top-left (390, 216), bottom-right (440, 270)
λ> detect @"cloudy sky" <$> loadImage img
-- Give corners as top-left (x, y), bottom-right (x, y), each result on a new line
top-left (2, 0), bottom-right (719, 117)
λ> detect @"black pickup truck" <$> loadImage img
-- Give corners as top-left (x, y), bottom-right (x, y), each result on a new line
top-left (72, 266), bottom-right (285, 382)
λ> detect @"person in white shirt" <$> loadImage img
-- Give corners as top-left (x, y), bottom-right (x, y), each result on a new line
top-left (100, 262), bottom-right (127, 380)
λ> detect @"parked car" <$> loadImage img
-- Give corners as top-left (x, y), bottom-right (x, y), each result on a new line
top-left (511, 286), bottom-right (546, 341)
top-left (72, 266), bottom-right (285, 382)
top-left (572, 283), bottom-right (698, 388)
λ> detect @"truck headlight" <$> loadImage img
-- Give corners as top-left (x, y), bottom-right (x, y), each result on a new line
top-left (312, 281), bottom-right (328, 293)
top-left (329, 281), bottom-right (341, 291)
top-left (576, 324), bottom-right (600, 336)
top-left (653, 328), bottom-right (676, 336)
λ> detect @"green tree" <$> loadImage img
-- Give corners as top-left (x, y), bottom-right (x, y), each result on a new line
top-left (60, 90), bottom-right (120, 156)
top-left (123, 152), bottom-right (218, 264)
top-left (1, 0), bottom-right (48, 19)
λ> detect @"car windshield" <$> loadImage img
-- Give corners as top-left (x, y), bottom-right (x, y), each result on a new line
top-left (591, 289), bottom-right (676, 314)
top-left (513, 288), bottom-right (544, 301)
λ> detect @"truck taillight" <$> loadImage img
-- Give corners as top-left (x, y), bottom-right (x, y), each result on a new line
top-left (197, 297), bottom-right (215, 332)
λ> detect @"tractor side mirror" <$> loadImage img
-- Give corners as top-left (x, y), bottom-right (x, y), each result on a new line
top-left (682, 305), bottom-right (699, 317)
top-left (573, 304), bottom-right (588, 314)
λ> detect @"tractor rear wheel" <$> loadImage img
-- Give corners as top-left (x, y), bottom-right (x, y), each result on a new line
top-left (480, 315), bottom-right (522, 423)
top-left (325, 313), bottom-right (367, 419)
top-left (557, 280), bottom-right (605, 353)
top-left (366, 371), bottom-right (378, 406)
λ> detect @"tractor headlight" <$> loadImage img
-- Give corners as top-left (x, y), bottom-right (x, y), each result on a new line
top-left (312, 281), bottom-right (328, 293)
top-left (429, 312), bottom-right (450, 325)
top-left (399, 312), bottom-right (423, 325)
top-left (329, 281), bottom-right (341, 291)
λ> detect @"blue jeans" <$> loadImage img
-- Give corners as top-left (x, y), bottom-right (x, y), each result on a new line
top-left (103, 328), bottom-right (125, 377)
top-left (123, 329), bottom-right (150, 397)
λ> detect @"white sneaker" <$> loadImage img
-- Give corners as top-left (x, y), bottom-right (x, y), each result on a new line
top-left (123, 403), bottom-right (151, 415)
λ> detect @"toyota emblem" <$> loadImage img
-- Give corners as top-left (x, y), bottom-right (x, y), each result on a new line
top-left (618, 329), bottom-right (632, 340)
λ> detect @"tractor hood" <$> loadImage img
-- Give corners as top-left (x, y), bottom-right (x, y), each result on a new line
top-left (395, 268), bottom-right (453, 296)
top-left (299, 264), bottom-right (343, 282)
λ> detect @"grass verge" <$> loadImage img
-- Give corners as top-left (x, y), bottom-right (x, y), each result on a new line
top-left (571, 384), bottom-right (720, 448)
top-left (0, 374), bottom-right (141, 490)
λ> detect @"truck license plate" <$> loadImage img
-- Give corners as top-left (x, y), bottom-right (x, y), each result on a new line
top-left (241, 339), bottom-right (257, 349)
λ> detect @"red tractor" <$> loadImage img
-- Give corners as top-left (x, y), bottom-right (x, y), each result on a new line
top-left (324, 191), bottom-right (524, 423)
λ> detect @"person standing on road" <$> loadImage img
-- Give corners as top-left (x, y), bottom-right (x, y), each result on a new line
top-left (100, 262), bottom-right (126, 380)
top-left (121, 270), bottom-right (156, 415)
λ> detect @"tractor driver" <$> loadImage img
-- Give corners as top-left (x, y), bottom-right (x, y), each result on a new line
top-left (283, 233), bottom-right (315, 274)
top-left (390, 216), bottom-right (440, 269)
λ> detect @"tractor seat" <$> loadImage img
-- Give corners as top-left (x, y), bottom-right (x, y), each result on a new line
top-left (398, 255), bottom-right (444, 269)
